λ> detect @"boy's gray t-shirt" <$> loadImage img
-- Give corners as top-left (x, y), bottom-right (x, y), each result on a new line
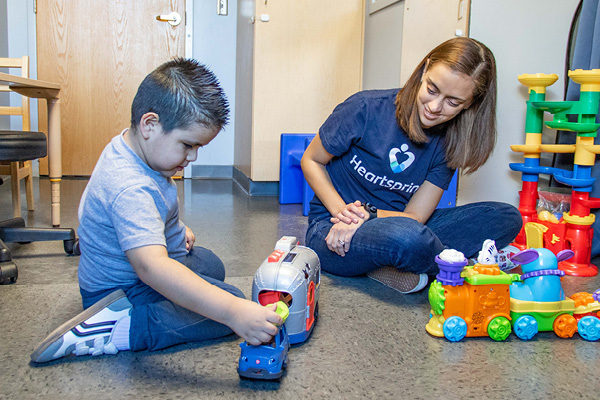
top-left (77, 130), bottom-right (187, 292)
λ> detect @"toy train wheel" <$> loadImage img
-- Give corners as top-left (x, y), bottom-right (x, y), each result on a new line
top-left (553, 314), bottom-right (577, 338)
top-left (443, 316), bottom-right (467, 342)
top-left (514, 315), bottom-right (538, 340)
top-left (487, 316), bottom-right (511, 341)
top-left (577, 316), bottom-right (600, 341)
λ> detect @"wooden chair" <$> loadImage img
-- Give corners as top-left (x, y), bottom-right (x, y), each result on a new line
top-left (0, 56), bottom-right (35, 218)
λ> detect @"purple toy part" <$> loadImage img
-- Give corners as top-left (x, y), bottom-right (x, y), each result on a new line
top-left (521, 269), bottom-right (566, 280)
top-left (593, 289), bottom-right (600, 302)
top-left (510, 248), bottom-right (539, 266)
top-left (434, 255), bottom-right (468, 267)
top-left (556, 249), bottom-right (575, 262)
top-left (434, 255), bottom-right (467, 286)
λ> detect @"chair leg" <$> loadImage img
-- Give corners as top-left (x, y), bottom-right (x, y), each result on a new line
top-left (0, 236), bottom-right (12, 262)
top-left (10, 162), bottom-right (21, 218)
top-left (0, 238), bottom-right (18, 284)
top-left (25, 161), bottom-right (35, 211)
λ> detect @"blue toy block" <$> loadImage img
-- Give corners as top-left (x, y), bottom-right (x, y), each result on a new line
top-left (437, 170), bottom-right (458, 209)
top-left (279, 133), bottom-right (316, 205)
top-left (302, 138), bottom-right (315, 216)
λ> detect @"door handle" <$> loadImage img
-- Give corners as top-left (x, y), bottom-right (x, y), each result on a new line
top-left (156, 12), bottom-right (182, 26)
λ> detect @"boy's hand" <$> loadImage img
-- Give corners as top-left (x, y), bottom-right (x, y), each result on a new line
top-left (228, 300), bottom-right (282, 345)
top-left (185, 226), bottom-right (195, 251)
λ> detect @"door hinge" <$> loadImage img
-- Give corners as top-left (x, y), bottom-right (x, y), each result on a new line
top-left (33, 0), bottom-right (37, 14)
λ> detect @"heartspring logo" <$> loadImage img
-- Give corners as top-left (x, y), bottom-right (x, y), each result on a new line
top-left (389, 144), bottom-right (415, 173)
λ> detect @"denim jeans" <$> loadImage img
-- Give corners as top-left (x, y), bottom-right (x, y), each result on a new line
top-left (306, 201), bottom-right (522, 277)
top-left (80, 247), bottom-right (244, 352)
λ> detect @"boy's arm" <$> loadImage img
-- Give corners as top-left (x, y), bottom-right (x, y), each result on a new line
top-left (125, 245), bottom-right (281, 345)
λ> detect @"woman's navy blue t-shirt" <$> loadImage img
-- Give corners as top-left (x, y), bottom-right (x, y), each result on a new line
top-left (309, 89), bottom-right (455, 222)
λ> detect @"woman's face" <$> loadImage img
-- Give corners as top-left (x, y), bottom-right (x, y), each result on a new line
top-left (417, 63), bottom-right (475, 129)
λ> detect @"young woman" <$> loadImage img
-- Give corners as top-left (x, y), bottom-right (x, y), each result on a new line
top-left (301, 37), bottom-right (522, 294)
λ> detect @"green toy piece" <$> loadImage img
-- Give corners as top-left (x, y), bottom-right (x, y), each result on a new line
top-left (268, 301), bottom-right (290, 325)
top-left (428, 280), bottom-right (446, 316)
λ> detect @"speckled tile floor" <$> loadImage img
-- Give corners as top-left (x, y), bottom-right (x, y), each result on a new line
top-left (1, 178), bottom-right (600, 400)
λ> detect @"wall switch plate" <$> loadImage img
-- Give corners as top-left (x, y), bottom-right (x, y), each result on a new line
top-left (217, 0), bottom-right (228, 16)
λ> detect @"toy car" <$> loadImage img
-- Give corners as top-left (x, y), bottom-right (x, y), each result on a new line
top-left (237, 302), bottom-right (291, 380)
top-left (252, 236), bottom-right (321, 344)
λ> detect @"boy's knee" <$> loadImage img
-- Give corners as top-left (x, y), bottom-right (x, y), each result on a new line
top-left (186, 247), bottom-right (226, 281)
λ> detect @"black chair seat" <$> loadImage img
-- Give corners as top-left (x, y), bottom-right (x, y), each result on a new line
top-left (0, 130), bottom-right (77, 284)
top-left (0, 130), bottom-right (46, 188)
top-left (0, 131), bottom-right (47, 162)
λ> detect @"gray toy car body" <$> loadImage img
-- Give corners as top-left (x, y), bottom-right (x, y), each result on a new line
top-left (252, 236), bottom-right (321, 344)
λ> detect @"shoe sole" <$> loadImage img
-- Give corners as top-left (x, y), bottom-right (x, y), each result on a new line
top-left (367, 267), bottom-right (428, 294)
top-left (30, 289), bottom-right (128, 363)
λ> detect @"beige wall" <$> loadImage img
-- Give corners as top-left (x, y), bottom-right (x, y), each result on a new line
top-left (459, 0), bottom-right (580, 206)
top-left (235, 0), bottom-right (364, 182)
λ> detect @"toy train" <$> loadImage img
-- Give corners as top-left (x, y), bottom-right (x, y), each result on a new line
top-left (238, 236), bottom-right (321, 380)
top-left (426, 244), bottom-right (600, 342)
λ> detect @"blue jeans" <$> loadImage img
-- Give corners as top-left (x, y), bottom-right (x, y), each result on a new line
top-left (80, 247), bottom-right (244, 352)
top-left (306, 201), bottom-right (522, 277)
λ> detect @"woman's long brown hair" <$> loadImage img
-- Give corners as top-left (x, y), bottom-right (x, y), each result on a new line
top-left (395, 37), bottom-right (497, 174)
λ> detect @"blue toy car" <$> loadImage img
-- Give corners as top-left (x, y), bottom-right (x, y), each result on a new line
top-left (237, 324), bottom-right (290, 380)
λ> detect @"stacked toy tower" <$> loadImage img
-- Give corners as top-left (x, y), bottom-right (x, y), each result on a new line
top-left (510, 69), bottom-right (600, 277)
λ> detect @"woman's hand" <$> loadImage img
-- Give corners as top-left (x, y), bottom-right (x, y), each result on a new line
top-left (325, 218), bottom-right (364, 257)
top-left (330, 200), bottom-right (366, 225)
top-left (185, 226), bottom-right (196, 251)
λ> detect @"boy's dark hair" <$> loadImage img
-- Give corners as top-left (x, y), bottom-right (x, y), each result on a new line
top-left (130, 58), bottom-right (229, 133)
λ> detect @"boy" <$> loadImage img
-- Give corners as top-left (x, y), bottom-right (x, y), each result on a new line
top-left (31, 59), bottom-right (281, 363)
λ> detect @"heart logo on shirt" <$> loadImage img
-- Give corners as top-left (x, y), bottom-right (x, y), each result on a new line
top-left (389, 144), bottom-right (415, 173)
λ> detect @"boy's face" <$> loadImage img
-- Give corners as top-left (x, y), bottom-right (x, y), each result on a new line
top-left (139, 116), bottom-right (219, 178)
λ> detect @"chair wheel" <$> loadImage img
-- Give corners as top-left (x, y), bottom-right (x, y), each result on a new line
top-left (63, 239), bottom-right (77, 255)
top-left (0, 261), bottom-right (18, 284)
top-left (63, 238), bottom-right (80, 255)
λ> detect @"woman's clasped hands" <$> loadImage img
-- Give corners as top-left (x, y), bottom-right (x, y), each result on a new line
top-left (325, 200), bottom-right (370, 256)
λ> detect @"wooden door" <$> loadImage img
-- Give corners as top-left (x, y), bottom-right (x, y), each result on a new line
top-left (249, 0), bottom-right (364, 181)
top-left (36, 0), bottom-right (186, 176)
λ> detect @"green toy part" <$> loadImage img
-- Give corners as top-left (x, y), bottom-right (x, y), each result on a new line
top-left (428, 280), bottom-right (446, 316)
top-left (487, 316), bottom-right (512, 341)
top-left (268, 301), bottom-right (290, 325)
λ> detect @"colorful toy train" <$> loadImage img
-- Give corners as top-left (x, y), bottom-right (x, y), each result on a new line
top-left (426, 244), bottom-right (600, 342)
